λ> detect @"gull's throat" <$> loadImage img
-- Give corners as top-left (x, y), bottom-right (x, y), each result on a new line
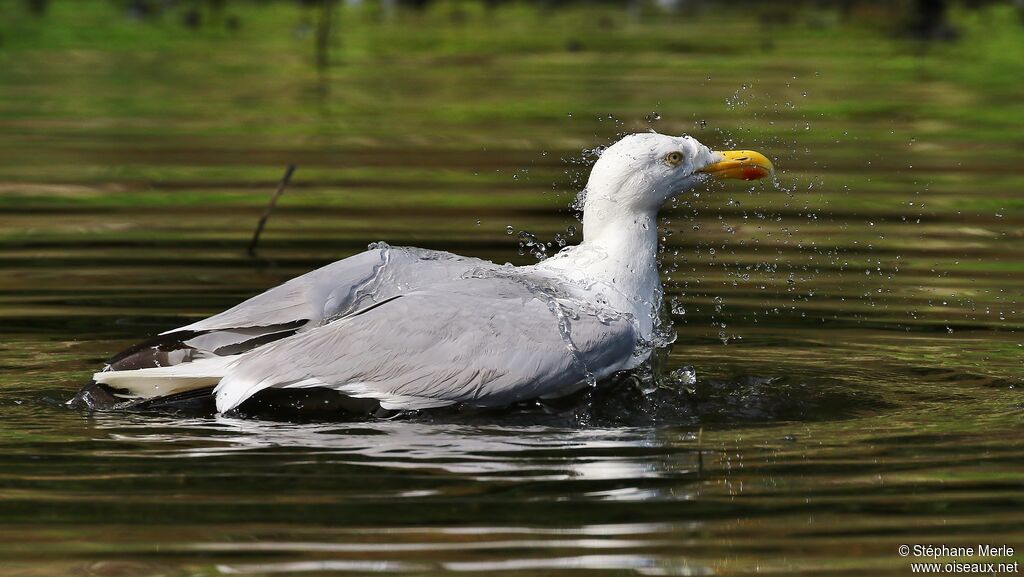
top-left (539, 193), bottom-right (664, 342)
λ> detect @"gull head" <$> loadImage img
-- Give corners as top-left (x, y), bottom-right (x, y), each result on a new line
top-left (584, 132), bottom-right (774, 211)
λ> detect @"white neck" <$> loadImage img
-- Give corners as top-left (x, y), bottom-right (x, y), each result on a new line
top-left (537, 190), bottom-right (664, 338)
top-left (580, 203), bottom-right (661, 302)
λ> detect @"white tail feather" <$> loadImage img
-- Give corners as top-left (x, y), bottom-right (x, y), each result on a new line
top-left (94, 355), bottom-right (237, 399)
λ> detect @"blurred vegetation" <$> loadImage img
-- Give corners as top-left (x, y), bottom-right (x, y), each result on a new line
top-left (1, 0), bottom-right (1022, 147)
top-left (5, 0), bottom-right (1023, 53)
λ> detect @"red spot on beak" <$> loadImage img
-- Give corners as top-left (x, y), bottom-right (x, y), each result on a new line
top-left (742, 166), bottom-right (771, 180)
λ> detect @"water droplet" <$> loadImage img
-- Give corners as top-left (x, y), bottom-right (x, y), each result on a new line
top-left (672, 366), bottom-right (697, 385)
top-left (670, 298), bottom-right (687, 316)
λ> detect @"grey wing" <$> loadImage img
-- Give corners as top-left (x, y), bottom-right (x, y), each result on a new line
top-left (107, 245), bottom-right (487, 371)
top-left (173, 245), bottom-right (480, 334)
top-left (213, 277), bottom-right (638, 412)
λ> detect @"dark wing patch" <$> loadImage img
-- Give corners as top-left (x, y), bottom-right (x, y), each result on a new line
top-left (105, 331), bottom-right (203, 371)
top-left (104, 320), bottom-right (308, 371)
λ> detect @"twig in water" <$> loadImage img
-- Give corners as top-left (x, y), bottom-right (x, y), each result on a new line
top-left (697, 426), bottom-right (704, 476)
top-left (248, 164), bottom-right (296, 257)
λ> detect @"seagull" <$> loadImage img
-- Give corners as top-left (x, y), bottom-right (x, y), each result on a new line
top-left (73, 132), bottom-right (773, 415)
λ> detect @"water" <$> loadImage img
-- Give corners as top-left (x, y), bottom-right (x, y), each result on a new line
top-left (1, 2), bottom-right (1022, 575)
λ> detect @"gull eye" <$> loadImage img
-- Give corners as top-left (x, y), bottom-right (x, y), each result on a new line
top-left (664, 151), bottom-right (684, 167)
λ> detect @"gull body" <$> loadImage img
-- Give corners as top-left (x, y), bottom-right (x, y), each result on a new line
top-left (77, 133), bottom-right (773, 415)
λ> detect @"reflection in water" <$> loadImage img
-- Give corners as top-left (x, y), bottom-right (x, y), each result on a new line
top-left (98, 415), bottom-right (680, 482)
top-left (64, 413), bottom-right (717, 576)
top-left (218, 560), bottom-right (424, 574)
top-left (216, 555), bottom-right (715, 575)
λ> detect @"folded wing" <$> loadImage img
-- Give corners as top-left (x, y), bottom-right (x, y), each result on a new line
top-left (214, 276), bottom-right (638, 412)
top-left (92, 245), bottom-right (491, 399)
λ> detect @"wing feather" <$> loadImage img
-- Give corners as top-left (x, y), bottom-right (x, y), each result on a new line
top-left (165, 246), bottom-right (489, 334)
top-left (214, 276), bottom-right (637, 413)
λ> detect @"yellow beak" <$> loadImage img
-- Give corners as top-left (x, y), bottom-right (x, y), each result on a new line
top-left (701, 150), bottom-right (774, 181)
